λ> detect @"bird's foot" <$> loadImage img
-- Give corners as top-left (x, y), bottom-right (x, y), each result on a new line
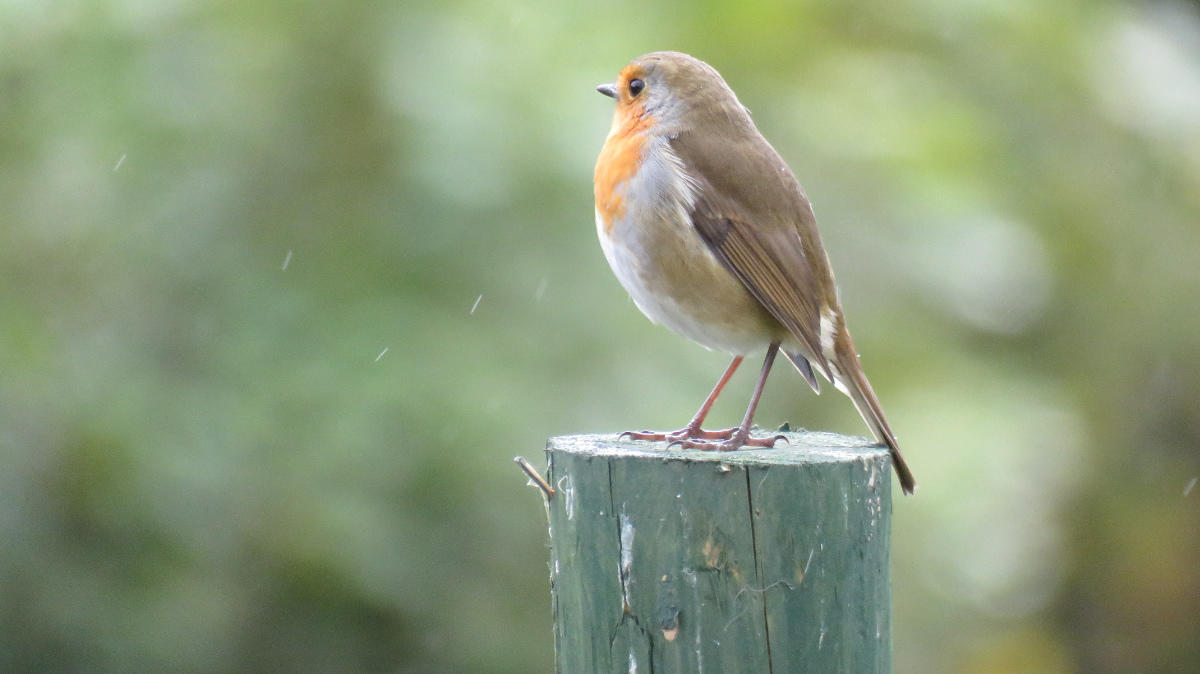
top-left (620, 426), bottom-right (786, 451)
top-left (619, 425), bottom-right (738, 443)
top-left (670, 428), bottom-right (787, 452)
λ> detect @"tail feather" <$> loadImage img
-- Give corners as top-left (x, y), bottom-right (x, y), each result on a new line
top-left (783, 350), bottom-right (821, 394)
top-left (832, 332), bottom-right (917, 495)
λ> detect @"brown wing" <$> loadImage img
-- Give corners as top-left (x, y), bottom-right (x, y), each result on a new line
top-left (670, 130), bottom-right (837, 380)
top-left (672, 128), bottom-right (918, 494)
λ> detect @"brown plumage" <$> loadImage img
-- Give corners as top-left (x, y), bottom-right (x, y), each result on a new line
top-left (594, 51), bottom-right (915, 494)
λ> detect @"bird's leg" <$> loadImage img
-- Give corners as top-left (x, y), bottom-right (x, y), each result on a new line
top-left (620, 356), bottom-right (743, 442)
top-left (676, 343), bottom-right (786, 451)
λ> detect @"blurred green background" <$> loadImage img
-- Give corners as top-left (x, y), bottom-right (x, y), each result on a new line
top-left (3, 0), bottom-right (1199, 671)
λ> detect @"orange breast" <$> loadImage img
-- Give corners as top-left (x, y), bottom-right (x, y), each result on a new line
top-left (594, 104), bottom-right (654, 233)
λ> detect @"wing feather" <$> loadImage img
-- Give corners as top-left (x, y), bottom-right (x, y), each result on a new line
top-left (671, 130), bottom-right (835, 378)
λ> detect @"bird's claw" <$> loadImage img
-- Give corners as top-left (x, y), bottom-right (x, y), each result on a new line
top-left (620, 429), bottom-right (668, 442)
top-left (620, 425), bottom-right (740, 444)
top-left (620, 423), bottom-right (788, 451)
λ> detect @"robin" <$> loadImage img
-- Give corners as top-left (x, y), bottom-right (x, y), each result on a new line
top-left (593, 51), bottom-right (916, 494)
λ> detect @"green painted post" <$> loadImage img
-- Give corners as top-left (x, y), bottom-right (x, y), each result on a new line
top-left (544, 432), bottom-right (893, 673)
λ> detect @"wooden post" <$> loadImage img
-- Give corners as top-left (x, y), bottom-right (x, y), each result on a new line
top-left (544, 432), bottom-right (893, 672)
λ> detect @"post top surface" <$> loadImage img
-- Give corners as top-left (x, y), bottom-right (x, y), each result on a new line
top-left (547, 431), bottom-right (888, 468)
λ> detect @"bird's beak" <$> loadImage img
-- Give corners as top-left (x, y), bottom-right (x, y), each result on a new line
top-left (596, 83), bottom-right (617, 99)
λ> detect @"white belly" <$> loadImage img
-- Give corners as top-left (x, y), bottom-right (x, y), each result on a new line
top-left (595, 142), bottom-right (780, 355)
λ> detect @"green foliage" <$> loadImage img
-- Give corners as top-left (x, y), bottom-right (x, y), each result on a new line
top-left (2, 0), bottom-right (1199, 671)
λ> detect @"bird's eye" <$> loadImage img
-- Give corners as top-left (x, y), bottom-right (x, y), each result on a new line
top-left (628, 78), bottom-right (645, 97)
